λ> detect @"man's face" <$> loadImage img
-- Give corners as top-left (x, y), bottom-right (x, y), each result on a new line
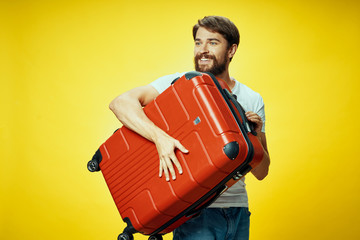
top-left (194, 27), bottom-right (230, 76)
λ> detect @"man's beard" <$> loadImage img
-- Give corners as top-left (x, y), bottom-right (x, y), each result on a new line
top-left (194, 53), bottom-right (227, 76)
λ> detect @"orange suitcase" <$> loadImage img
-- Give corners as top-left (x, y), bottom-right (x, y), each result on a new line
top-left (87, 72), bottom-right (263, 240)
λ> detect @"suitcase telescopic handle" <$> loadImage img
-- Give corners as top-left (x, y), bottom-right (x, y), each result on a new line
top-left (223, 89), bottom-right (257, 136)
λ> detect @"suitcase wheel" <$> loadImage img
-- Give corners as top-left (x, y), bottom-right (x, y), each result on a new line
top-left (148, 234), bottom-right (163, 240)
top-left (118, 232), bottom-right (133, 240)
top-left (87, 159), bottom-right (100, 172)
top-left (87, 149), bottom-right (102, 172)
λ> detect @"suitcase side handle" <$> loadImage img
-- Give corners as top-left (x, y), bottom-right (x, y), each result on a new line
top-left (223, 89), bottom-right (257, 136)
top-left (202, 71), bottom-right (257, 136)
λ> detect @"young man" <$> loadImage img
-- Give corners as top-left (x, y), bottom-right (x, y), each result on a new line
top-left (109, 16), bottom-right (270, 240)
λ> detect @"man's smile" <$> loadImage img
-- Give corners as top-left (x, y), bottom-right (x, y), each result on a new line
top-left (197, 54), bottom-right (214, 64)
top-left (200, 58), bottom-right (211, 62)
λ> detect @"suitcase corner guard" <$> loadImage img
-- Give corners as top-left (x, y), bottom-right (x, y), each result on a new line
top-left (223, 141), bottom-right (239, 160)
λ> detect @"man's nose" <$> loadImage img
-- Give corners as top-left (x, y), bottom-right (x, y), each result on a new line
top-left (200, 43), bottom-right (209, 54)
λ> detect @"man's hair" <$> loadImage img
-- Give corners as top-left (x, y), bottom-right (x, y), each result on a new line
top-left (192, 16), bottom-right (240, 49)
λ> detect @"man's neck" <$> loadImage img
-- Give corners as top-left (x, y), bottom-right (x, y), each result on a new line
top-left (215, 70), bottom-right (235, 90)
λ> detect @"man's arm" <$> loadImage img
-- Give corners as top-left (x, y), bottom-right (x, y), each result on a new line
top-left (109, 85), bottom-right (188, 182)
top-left (245, 111), bottom-right (270, 180)
top-left (251, 132), bottom-right (270, 180)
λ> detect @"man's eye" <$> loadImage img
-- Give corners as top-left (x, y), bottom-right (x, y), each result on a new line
top-left (210, 42), bottom-right (217, 45)
top-left (195, 42), bottom-right (201, 46)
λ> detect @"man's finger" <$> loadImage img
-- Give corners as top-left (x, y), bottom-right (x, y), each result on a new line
top-left (175, 141), bottom-right (189, 153)
top-left (171, 154), bottom-right (183, 175)
top-left (165, 157), bottom-right (177, 180)
top-left (159, 160), bottom-right (163, 178)
top-left (161, 159), bottom-right (170, 181)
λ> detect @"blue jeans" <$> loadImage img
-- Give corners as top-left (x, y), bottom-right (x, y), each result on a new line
top-left (173, 207), bottom-right (250, 240)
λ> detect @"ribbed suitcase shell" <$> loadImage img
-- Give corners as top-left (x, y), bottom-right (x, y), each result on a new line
top-left (95, 72), bottom-right (263, 238)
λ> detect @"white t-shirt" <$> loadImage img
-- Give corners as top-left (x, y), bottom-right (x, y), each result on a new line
top-left (150, 72), bottom-right (265, 208)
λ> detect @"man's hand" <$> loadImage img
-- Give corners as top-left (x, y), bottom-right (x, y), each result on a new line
top-left (153, 132), bottom-right (189, 182)
top-left (245, 111), bottom-right (263, 134)
top-left (109, 85), bottom-right (190, 182)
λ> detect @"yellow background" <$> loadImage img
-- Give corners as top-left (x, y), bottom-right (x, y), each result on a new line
top-left (1, 0), bottom-right (359, 239)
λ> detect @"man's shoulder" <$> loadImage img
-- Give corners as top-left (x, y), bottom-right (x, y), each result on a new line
top-left (149, 72), bottom-right (185, 94)
top-left (155, 72), bottom-right (185, 82)
top-left (233, 79), bottom-right (262, 100)
top-left (231, 78), bottom-right (264, 114)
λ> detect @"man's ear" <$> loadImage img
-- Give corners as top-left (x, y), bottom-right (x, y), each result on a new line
top-left (228, 44), bottom-right (238, 59)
